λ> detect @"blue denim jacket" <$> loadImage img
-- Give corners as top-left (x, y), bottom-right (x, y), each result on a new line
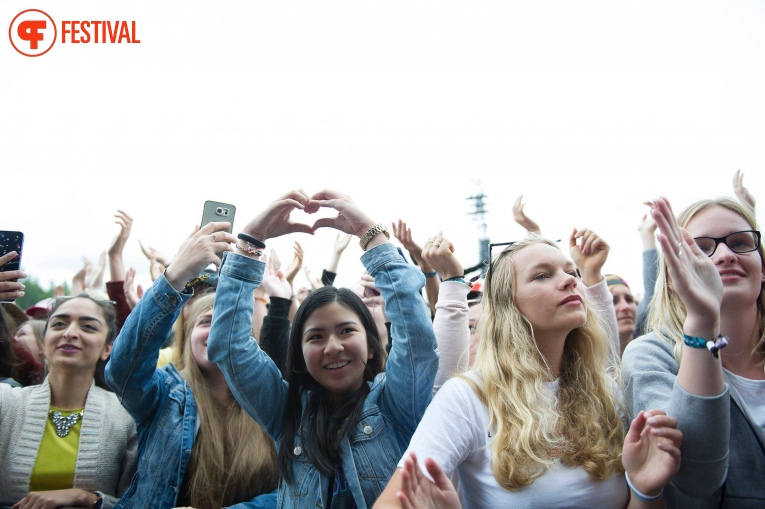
top-left (105, 275), bottom-right (277, 509)
top-left (208, 243), bottom-right (439, 509)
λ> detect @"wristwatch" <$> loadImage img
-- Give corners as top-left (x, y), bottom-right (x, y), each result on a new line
top-left (359, 224), bottom-right (390, 250)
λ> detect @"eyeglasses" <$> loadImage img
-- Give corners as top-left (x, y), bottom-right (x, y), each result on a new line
top-left (693, 230), bottom-right (761, 257)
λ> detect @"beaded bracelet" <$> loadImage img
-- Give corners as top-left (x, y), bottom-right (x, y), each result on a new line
top-left (625, 472), bottom-right (663, 502)
top-left (683, 334), bottom-right (730, 359)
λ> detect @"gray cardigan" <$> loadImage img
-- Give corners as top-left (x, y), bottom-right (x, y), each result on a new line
top-left (623, 333), bottom-right (765, 508)
top-left (0, 378), bottom-right (138, 509)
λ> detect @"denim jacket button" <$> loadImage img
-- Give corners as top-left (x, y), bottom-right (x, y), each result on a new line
top-left (294, 446), bottom-right (302, 455)
top-left (168, 296), bottom-right (177, 306)
top-left (363, 425), bottom-right (373, 435)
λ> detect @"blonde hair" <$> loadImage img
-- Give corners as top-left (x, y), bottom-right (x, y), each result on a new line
top-left (179, 294), bottom-right (277, 509)
top-left (464, 235), bottom-right (624, 490)
top-left (647, 197), bottom-right (765, 368)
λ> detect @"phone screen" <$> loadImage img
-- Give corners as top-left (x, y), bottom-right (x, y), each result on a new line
top-left (0, 231), bottom-right (24, 273)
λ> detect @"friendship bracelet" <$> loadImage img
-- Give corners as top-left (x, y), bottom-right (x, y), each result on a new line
top-left (237, 233), bottom-right (266, 249)
top-left (423, 271), bottom-right (438, 278)
top-left (625, 472), bottom-right (663, 502)
top-left (683, 334), bottom-right (730, 359)
top-left (442, 276), bottom-right (468, 285)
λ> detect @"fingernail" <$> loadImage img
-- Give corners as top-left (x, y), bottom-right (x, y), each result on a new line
top-left (644, 411), bottom-right (653, 419)
top-left (647, 417), bottom-right (658, 425)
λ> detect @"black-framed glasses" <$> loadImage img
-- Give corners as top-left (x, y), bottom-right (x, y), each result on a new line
top-left (693, 230), bottom-right (761, 257)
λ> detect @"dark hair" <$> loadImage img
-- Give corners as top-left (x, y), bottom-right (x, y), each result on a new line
top-left (0, 306), bottom-right (19, 381)
top-left (44, 294), bottom-right (118, 390)
top-left (278, 286), bottom-right (387, 482)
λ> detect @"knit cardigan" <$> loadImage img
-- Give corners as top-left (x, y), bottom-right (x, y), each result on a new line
top-left (0, 378), bottom-right (138, 509)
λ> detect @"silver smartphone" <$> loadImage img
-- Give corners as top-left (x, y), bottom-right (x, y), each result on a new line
top-left (200, 201), bottom-right (236, 233)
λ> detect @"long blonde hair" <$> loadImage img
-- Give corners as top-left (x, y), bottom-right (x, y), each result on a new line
top-left (465, 235), bottom-right (624, 490)
top-left (179, 294), bottom-right (277, 509)
top-left (647, 197), bottom-right (765, 368)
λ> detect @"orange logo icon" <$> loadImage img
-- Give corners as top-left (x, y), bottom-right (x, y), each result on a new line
top-left (9, 9), bottom-right (57, 57)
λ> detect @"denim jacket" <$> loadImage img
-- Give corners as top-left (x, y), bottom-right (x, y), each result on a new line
top-left (105, 274), bottom-right (277, 509)
top-left (208, 243), bottom-right (439, 508)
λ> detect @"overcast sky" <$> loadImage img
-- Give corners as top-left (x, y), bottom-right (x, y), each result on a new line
top-left (2, 0), bottom-right (764, 299)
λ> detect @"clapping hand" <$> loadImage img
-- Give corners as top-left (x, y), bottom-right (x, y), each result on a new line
top-left (622, 410), bottom-right (682, 500)
top-left (650, 197), bottom-right (722, 332)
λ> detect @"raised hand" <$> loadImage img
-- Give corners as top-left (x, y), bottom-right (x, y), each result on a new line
top-left (333, 232), bottom-right (352, 254)
top-left (422, 234), bottom-right (463, 280)
top-left (733, 170), bottom-right (756, 210)
top-left (240, 190), bottom-right (314, 242)
top-left (637, 204), bottom-right (658, 250)
top-left (569, 228), bottom-right (609, 286)
top-left (303, 266), bottom-right (322, 290)
top-left (72, 257), bottom-right (90, 295)
top-left (149, 255), bottom-right (165, 283)
top-left (108, 210), bottom-right (133, 281)
top-left (163, 222), bottom-right (236, 291)
top-left (622, 410), bottom-right (682, 500)
top-left (309, 190), bottom-right (378, 239)
top-left (396, 452), bottom-right (461, 509)
top-left (262, 254), bottom-right (293, 300)
top-left (139, 240), bottom-right (171, 267)
top-left (392, 220), bottom-right (426, 264)
top-left (123, 267), bottom-right (144, 310)
top-left (650, 197), bottom-right (722, 331)
top-left (512, 195), bottom-right (542, 234)
top-left (85, 250), bottom-right (107, 289)
top-left (0, 251), bottom-right (26, 301)
top-left (283, 241), bottom-right (304, 287)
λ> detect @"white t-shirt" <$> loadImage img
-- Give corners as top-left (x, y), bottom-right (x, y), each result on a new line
top-left (725, 369), bottom-right (765, 431)
top-left (400, 375), bottom-right (628, 509)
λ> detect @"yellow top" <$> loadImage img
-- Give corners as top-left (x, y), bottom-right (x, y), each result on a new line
top-left (157, 346), bottom-right (175, 368)
top-left (29, 406), bottom-right (84, 491)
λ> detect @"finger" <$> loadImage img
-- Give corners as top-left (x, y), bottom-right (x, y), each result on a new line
top-left (625, 411), bottom-right (648, 445)
top-left (199, 221), bottom-right (232, 235)
top-left (137, 284), bottom-right (144, 298)
top-left (681, 229), bottom-right (705, 258)
top-left (569, 228), bottom-right (579, 248)
top-left (514, 194), bottom-right (523, 210)
top-left (0, 269), bottom-right (27, 281)
top-left (424, 457), bottom-right (451, 490)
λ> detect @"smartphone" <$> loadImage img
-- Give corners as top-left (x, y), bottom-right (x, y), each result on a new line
top-left (200, 201), bottom-right (236, 233)
top-left (0, 230), bottom-right (24, 273)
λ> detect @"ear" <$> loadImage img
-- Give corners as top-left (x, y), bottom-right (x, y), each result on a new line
top-left (367, 349), bottom-right (374, 361)
top-left (101, 343), bottom-right (113, 361)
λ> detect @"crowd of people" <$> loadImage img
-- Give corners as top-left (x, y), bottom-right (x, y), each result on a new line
top-left (0, 171), bottom-right (762, 509)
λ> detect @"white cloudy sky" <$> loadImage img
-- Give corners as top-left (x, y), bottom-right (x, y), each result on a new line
top-left (1, 0), bottom-right (764, 298)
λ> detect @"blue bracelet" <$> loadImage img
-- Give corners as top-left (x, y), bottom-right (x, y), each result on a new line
top-left (683, 334), bottom-right (708, 349)
top-left (423, 271), bottom-right (438, 278)
top-left (625, 472), bottom-right (663, 502)
top-left (683, 334), bottom-right (730, 359)
top-left (442, 276), bottom-right (467, 284)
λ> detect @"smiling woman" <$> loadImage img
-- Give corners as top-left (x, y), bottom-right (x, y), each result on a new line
top-left (623, 196), bottom-right (765, 508)
top-left (0, 295), bottom-right (137, 509)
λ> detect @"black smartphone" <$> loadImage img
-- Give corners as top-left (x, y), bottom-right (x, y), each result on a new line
top-left (200, 201), bottom-right (236, 233)
top-left (0, 230), bottom-right (24, 273)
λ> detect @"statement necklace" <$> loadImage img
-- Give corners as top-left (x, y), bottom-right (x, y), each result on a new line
top-left (49, 410), bottom-right (84, 438)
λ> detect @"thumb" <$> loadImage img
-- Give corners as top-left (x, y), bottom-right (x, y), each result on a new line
top-left (137, 285), bottom-right (144, 298)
